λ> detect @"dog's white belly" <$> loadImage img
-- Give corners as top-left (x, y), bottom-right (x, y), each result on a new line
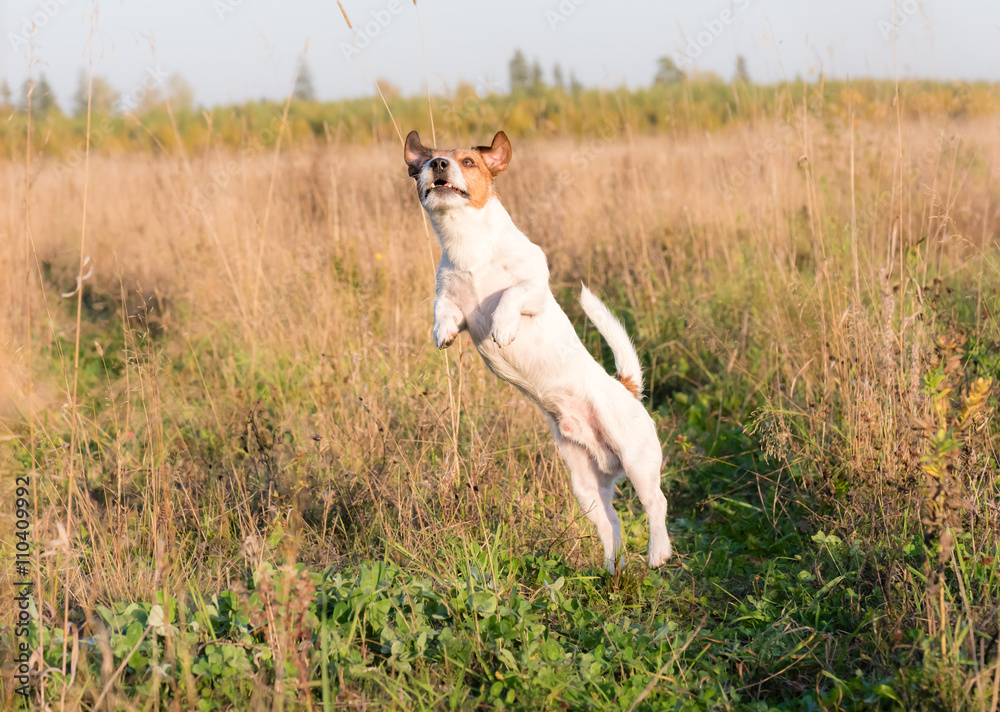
top-left (441, 258), bottom-right (606, 416)
top-left (473, 315), bottom-right (579, 393)
top-left (468, 296), bottom-right (595, 409)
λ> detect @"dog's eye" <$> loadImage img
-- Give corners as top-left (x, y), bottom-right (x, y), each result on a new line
top-left (463, 158), bottom-right (475, 167)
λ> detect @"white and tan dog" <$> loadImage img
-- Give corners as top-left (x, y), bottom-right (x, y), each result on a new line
top-left (404, 130), bottom-right (672, 570)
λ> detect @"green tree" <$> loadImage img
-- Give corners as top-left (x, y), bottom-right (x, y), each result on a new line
top-left (654, 56), bottom-right (684, 85)
top-left (136, 73), bottom-right (195, 114)
top-left (0, 80), bottom-right (11, 109)
top-left (295, 61), bottom-right (316, 101)
top-left (552, 63), bottom-right (565, 91)
top-left (73, 72), bottom-right (119, 116)
top-left (375, 78), bottom-right (400, 103)
top-left (569, 71), bottom-right (583, 95)
top-left (21, 75), bottom-right (58, 115)
top-left (509, 49), bottom-right (530, 93)
top-left (735, 55), bottom-right (750, 83)
top-left (167, 74), bottom-right (195, 112)
top-left (531, 60), bottom-right (544, 92)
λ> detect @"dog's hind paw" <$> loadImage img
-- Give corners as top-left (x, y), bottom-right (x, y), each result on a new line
top-left (647, 537), bottom-right (673, 569)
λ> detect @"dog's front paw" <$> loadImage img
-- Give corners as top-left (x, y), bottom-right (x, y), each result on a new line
top-left (434, 323), bottom-right (459, 349)
top-left (490, 314), bottom-right (520, 348)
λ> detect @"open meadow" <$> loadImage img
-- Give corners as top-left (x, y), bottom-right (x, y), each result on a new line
top-left (2, 82), bottom-right (1000, 710)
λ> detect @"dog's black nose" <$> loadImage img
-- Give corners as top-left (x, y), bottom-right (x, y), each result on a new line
top-left (429, 157), bottom-right (449, 172)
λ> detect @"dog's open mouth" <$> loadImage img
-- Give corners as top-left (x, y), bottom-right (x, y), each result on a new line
top-left (426, 179), bottom-right (469, 199)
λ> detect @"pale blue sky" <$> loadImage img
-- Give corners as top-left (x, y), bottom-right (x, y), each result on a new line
top-left (2, 0), bottom-right (999, 110)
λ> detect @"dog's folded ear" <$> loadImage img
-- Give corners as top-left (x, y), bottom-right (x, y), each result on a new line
top-left (404, 131), bottom-right (433, 177)
top-left (478, 131), bottom-right (512, 176)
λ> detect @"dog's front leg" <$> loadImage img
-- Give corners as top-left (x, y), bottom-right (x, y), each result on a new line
top-left (433, 295), bottom-right (465, 349)
top-left (490, 281), bottom-right (546, 347)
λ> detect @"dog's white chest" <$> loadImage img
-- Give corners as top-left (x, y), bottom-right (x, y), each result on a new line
top-left (441, 263), bottom-right (515, 341)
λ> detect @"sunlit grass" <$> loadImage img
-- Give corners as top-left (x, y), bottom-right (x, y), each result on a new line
top-left (1, 85), bottom-right (999, 709)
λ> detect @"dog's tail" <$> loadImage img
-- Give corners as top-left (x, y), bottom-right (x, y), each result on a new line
top-left (580, 285), bottom-right (643, 400)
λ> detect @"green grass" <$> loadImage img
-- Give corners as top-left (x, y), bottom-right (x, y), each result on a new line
top-left (6, 298), bottom-right (998, 710)
top-left (3, 107), bottom-right (1000, 709)
top-left (15, 430), bottom-right (993, 710)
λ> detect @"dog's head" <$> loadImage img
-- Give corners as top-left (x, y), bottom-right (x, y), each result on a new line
top-left (404, 130), bottom-right (512, 212)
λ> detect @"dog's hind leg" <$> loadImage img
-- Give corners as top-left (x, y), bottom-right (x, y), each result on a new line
top-left (586, 397), bottom-right (672, 570)
top-left (599, 478), bottom-right (623, 569)
top-left (620, 440), bottom-right (672, 568)
top-left (558, 440), bottom-right (621, 571)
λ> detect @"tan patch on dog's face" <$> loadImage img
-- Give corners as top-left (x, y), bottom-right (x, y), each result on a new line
top-left (453, 149), bottom-right (496, 208)
top-left (405, 131), bottom-right (511, 211)
top-left (429, 148), bottom-right (495, 209)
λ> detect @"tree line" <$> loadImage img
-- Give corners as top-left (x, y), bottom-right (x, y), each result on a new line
top-left (1, 51), bottom-right (997, 158)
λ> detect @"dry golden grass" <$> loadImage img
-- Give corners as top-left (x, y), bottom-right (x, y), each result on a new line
top-left (1, 111), bottom-right (998, 587)
top-left (1, 104), bottom-right (999, 707)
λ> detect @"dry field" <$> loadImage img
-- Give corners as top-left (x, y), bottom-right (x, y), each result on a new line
top-left (1, 106), bottom-right (999, 709)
